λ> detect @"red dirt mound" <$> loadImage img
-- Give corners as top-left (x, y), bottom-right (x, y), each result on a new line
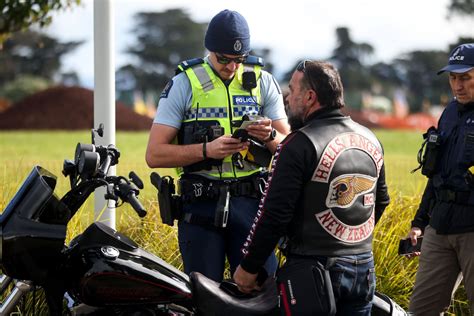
top-left (343, 108), bottom-right (439, 131)
top-left (0, 86), bottom-right (153, 130)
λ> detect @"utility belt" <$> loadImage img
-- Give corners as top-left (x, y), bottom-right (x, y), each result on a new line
top-left (436, 189), bottom-right (474, 205)
top-left (179, 174), bottom-right (267, 229)
top-left (151, 172), bottom-right (267, 228)
top-left (180, 174), bottom-right (266, 202)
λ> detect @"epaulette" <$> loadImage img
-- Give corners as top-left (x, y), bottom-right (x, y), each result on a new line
top-left (244, 55), bottom-right (265, 67)
top-left (175, 58), bottom-right (205, 75)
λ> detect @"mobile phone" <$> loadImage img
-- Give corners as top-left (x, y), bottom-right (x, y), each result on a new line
top-left (398, 237), bottom-right (423, 255)
top-left (231, 128), bottom-right (249, 141)
top-left (239, 120), bottom-right (259, 129)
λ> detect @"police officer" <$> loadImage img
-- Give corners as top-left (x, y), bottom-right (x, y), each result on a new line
top-left (146, 9), bottom-right (290, 282)
top-left (407, 43), bottom-right (474, 315)
top-left (234, 60), bottom-right (390, 315)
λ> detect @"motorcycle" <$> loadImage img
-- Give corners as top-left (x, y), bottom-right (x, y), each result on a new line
top-left (0, 125), bottom-right (406, 316)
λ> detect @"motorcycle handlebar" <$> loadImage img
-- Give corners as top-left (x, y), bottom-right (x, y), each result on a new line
top-left (127, 192), bottom-right (147, 218)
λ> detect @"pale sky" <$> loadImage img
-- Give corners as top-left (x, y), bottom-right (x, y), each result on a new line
top-left (46, 0), bottom-right (472, 87)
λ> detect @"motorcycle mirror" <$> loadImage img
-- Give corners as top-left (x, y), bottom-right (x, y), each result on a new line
top-left (91, 123), bottom-right (104, 145)
top-left (97, 123), bottom-right (104, 137)
top-left (129, 171), bottom-right (144, 189)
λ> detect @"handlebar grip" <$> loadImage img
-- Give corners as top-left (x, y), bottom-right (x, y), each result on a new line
top-left (127, 193), bottom-right (147, 218)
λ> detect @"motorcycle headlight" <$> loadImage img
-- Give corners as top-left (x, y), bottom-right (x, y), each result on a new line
top-left (78, 151), bottom-right (100, 177)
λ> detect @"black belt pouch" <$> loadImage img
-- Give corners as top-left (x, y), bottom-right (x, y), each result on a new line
top-left (276, 259), bottom-right (336, 316)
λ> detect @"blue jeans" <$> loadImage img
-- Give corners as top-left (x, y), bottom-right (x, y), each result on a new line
top-left (327, 252), bottom-right (375, 316)
top-left (178, 196), bottom-right (278, 282)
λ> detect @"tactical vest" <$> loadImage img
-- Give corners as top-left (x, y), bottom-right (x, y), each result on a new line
top-left (287, 116), bottom-right (384, 256)
top-left (432, 100), bottom-right (474, 194)
top-left (175, 57), bottom-right (265, 179)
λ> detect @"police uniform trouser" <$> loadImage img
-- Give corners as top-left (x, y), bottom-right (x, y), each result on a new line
top-left (178, 196), bottom-right (278, 282)
top-left (409, 225), bottom-right (474, 315)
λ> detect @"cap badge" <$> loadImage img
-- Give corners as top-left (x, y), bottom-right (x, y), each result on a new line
top-left (450, 47), bottom-right (465, 61)
top-left (233, 40), bottom-right (242, 52)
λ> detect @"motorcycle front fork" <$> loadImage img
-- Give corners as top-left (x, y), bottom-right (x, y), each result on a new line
top-left (0, 275), bottom-right (34, 316)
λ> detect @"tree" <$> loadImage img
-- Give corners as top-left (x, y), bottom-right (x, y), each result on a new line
top-left (330, 27), bottom-right (375, 108)
top-left (331, 27), bottom-right (374, 90)
top-left (393, 50), bottom-right (448, 111)
top-left (370, 62), bottom-right (403, 86)
top-left (0, 0), bottom-right (81, 43)
top-left (366, 62), bottom-right (406, 109)
top-left (447, 0), bottom-right (474, 18)
top-left (122, 9), bottom-right (207, 95)
top-left (250, 48), bottom-right (275, 74)
top-left (0, 30), bottom-right (83, 87)
top-left (0, 75), bottom-right (50, 103)
top-left (448, 36), bottom-right (474, 52)
top-left (119, 8), bottom-right (277, 104)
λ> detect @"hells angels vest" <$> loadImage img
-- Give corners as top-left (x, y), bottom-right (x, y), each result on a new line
top-left (287, 116), bottom-right (384, 256)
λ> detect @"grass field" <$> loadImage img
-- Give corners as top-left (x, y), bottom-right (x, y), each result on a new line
top-left (0, 129), bottom-right (468, 314)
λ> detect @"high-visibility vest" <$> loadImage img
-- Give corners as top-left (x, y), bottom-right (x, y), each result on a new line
top-left (176, 57), bottom-right (264, 179)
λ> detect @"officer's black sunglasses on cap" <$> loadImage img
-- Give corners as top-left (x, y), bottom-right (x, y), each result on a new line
top-left (215, 53), bottom-right (247, 65)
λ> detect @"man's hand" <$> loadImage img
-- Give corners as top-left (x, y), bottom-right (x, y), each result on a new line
top-left (233, 265), bottom-right (260, 294)
top-left (406, 227), bottom-right (423, 258)
top-left (206, 135), bottom-right (249, 159)
top-left (246, 118), bottom-right (273, 142)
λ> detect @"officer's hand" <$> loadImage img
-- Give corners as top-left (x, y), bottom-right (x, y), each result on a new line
top-left (233, 265), bottom-right (260, 294)
top-left (406, 227), bottom-right (423, 258)
top-left (206, 135), bottom-right (249, 159)
top-left (246, 118), bottom-right (273, 142)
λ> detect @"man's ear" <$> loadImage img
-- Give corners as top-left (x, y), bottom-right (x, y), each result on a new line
top-left (308, 90), bottom-right (318, 104)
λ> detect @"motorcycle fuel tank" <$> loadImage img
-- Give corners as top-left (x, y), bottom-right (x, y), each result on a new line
top-left (68, 222), bottom-right (192, 307)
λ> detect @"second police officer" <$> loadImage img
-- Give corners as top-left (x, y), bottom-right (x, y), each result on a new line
top-left (407, 43), bottom-right (474, 315)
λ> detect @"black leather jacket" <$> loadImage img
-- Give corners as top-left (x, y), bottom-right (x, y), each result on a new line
top-left (240, 108), bottom-right (390, 273)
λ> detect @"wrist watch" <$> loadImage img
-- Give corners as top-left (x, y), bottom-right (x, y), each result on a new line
top-left (265, 128), bottom-right (277, 142)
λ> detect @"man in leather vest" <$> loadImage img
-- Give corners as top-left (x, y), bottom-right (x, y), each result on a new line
top-left (146, 9), bottom-right (290, 282)
top-left (234, 60), bottom-right (390, 315)
top-left (407, 43), bottom-right (474, 315)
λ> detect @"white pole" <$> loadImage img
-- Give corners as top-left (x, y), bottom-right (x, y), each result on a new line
top-left (93, 0), bottom-right (116, 228)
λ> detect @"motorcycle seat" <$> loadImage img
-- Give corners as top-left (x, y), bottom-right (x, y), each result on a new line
top-left (190, 271), bottom-right (278, 316)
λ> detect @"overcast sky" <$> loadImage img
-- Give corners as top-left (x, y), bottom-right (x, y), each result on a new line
top-left (46, 0), bottom-right (472, 87)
